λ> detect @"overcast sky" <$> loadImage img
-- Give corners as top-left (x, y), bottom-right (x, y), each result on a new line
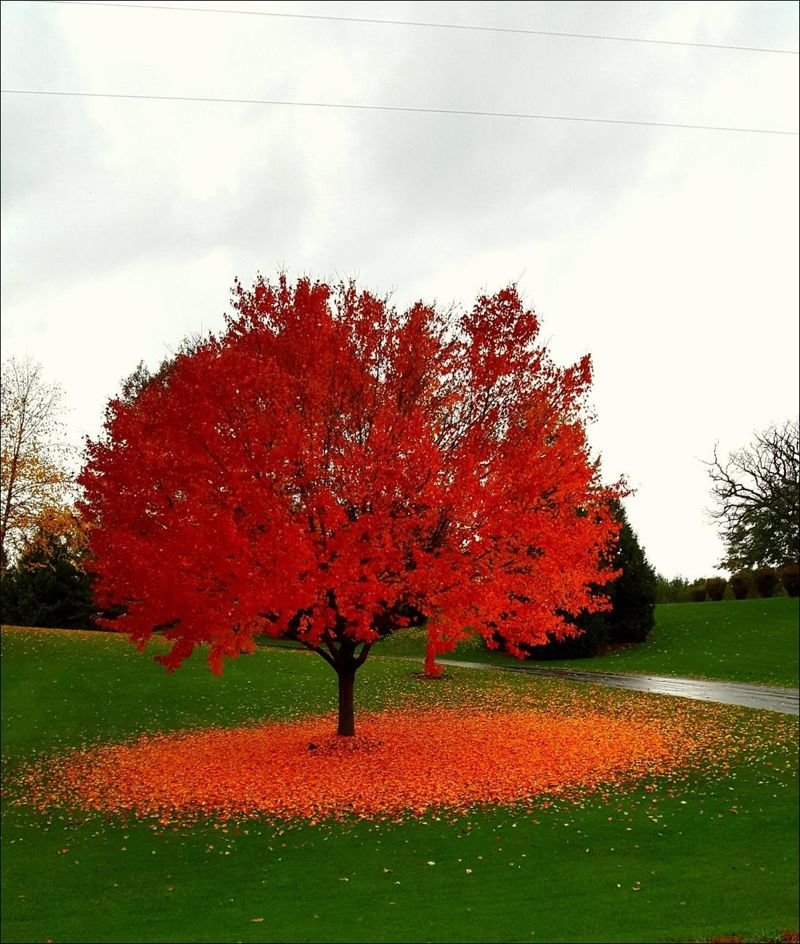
top-left (1, 0), bottom-right (798, 579)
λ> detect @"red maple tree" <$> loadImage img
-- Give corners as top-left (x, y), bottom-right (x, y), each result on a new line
top-left (80, 275), bottom-right (623, 735)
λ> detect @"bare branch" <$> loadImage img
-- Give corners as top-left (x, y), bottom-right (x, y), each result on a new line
top-left (706, 419), bottom-right (799, 569)
top-left (1, 357), bottom-right (72, 567)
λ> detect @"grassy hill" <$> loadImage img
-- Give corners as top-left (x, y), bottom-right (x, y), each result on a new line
top-left (1, 626), bottom-right (798, 943)
top-left (376, 597), bottom-right (800, 688)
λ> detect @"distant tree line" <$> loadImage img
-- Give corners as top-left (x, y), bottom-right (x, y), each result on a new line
top-left (655, 566), bottom-right (798, 603)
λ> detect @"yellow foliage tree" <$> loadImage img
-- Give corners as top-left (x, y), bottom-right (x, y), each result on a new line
top-left (19, 504), bottom-right (89, 565)
top-left (1, 357), bottom-right (72, 569)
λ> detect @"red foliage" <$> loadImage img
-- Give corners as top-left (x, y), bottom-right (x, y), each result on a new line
top-left (79, 276), bottom-right (623, 730)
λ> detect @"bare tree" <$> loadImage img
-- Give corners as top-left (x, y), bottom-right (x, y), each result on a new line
top-left (706, 419), bottom-right (799, 570)
top-left (0, 357), bottom-right (71, 569)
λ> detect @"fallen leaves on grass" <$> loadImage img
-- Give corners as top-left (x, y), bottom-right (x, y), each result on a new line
top-left (8, 672), bottom-right (796, 828)
top-left (705, 935), bottom-right (800, 944)
top-left (15, 704), bottom-right (698, 825)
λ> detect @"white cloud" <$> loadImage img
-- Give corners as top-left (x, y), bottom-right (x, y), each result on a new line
top-left (2, 0), bottom-right (798, 577)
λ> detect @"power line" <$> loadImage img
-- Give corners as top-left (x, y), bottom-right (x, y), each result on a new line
top-left (2, 87), bottom-right (797, 136)
top-left (41, 0), bottom-right (800, 56)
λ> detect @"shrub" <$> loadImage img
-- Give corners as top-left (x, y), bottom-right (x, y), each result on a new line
top-left (705, 577), bottom-right (727, 601)
top-left (753, 566), bottom-right (779, 598)
top-left (730, 570), bottom-right (752, 600)
top-left (654, 574), bottom-right (693, 603)
top-left (526, 611), bottom-right (608, 660)
top-left (689, 582), bottom-right (707, 602)
top-left (779, 563), bottom-right (800, 598)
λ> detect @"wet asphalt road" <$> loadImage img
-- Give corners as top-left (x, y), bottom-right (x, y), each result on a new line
top-left (431, 658), bottom-right (800, 715)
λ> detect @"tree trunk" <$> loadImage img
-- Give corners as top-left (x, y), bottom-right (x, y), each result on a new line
top-left (337, 667), bottom-right (356, 737)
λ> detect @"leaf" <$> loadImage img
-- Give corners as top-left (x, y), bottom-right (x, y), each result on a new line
top-left (77, 273), bottom-right (623, 725)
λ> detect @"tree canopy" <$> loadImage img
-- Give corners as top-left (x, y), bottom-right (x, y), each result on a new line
top-left (0, 506), bottom-right (94, 630)
top-left (80, 275), bottom-right (623, 734)
top-left (514, 500), bottom-right (655, 660)
top-left (707, 419), bottom-right (799, 571)
top-left (1, 357), bottom-right (72, 570)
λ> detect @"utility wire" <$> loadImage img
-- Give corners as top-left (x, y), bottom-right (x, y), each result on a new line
top-left (2, 88), bottom-right (797, 136)
top-left (40, 0), bottom-right (800, 56)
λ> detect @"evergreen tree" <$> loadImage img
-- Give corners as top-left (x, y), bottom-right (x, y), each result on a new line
top-left (0, 517), bottom-right (95, 629)
top-left (527, 501), bottom-right (656, 659)
top-left (606, 503), bottom-right (657, 643)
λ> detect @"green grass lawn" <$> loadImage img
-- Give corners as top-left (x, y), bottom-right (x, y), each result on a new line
top-left (376, 597), bottom-right (800, 688)
top-left (2, 626), bottom-right (798, 944)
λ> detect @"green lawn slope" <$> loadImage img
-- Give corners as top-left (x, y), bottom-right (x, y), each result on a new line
top-left (377, 597), bottom-right (800, 688)
top-left (2, 626), bottom-right (798, 943)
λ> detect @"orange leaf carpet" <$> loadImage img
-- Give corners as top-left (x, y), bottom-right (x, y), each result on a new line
top-left (16, 706), bottom-right (702, 824)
